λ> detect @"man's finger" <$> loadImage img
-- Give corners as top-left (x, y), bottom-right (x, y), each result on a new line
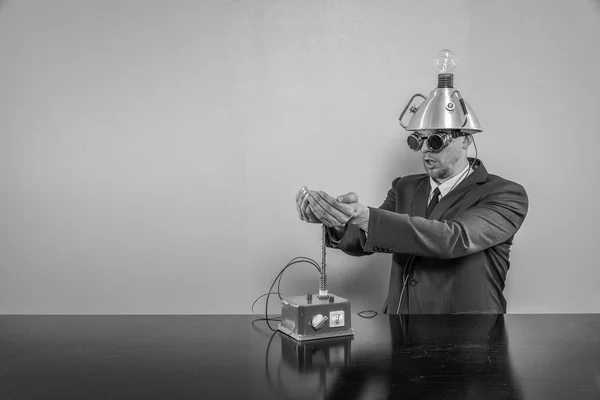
top-left (297, 186), bottom-right (308, 201)
top-left (300, 192), bottom-right (311, 220)
top-left (296, 191), bottom-right (304, 219)
top-left (296, 187), bottom-right (309, 220)
top-left (296, 186), bottom-right (308, 206)
top-left (306, 206), bottom-right (321, 223)
top-left (307, 192), bottom-right (347, 226)
top-left (308, 203), bottom-right (338, 227)
top-left (336, 192), bottom-right (359, 204)
top-left (309, 191), bottom-right (353, 221)
top-left (313, 191), bottom-right (355, 217)
top-left (296, 189), bottom-right (303, 218)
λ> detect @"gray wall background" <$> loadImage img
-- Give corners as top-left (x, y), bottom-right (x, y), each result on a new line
top-left (0, 0), bottom-right (598, 314)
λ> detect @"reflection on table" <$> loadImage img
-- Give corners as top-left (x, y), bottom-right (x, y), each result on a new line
top-left (1, 314), bottom-right (599, 399)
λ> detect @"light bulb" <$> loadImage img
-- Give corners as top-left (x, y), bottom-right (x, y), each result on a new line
top-left (433, 49), bottom-right (457, 75)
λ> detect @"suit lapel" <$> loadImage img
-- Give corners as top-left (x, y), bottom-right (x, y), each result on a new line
top-left (429, 159), bottom-right (488, 221)
top-left (411, 178), bottom-right (431, 218)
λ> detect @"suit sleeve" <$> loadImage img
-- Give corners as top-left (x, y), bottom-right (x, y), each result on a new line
top-left (325, 177), bottom-right (401, 257)
top-left (363, 181), bottom-right (529, 259)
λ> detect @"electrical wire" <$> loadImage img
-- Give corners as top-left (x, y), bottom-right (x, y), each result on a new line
top-left (252, 292), bottom-right (284, 320)
top-left (357, 310), bottom-right (378, 318)
top-left (396, 256), bottom-right (414, 314)
top-left (250, 257), bottom-right (321, 331)
top-left (277, 258), bottom-right (319, 299)
top-left (447, 133), bottom-right (476, 194)
top-left (265, 258), bottom-right (322, 331)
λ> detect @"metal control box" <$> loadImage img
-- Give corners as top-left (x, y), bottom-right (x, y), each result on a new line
top-left (278, 294), bottom-right (354, 342)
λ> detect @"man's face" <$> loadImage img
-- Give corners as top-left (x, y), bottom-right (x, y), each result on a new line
top-left (421, 134), bottom-right (467, 181)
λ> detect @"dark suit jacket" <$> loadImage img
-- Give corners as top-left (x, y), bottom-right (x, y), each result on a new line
top-left (327, 158), bottom-right (529, 314)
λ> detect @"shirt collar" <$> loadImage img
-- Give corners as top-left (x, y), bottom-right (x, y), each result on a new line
top-left (429, 162), bottom-right (472, 201)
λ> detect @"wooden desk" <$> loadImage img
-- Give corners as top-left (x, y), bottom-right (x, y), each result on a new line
top-left (0, 314), bottom-right (599, 399)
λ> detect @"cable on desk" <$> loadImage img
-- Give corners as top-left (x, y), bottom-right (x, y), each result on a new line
top-left (357, 310), bottom-right (378, 318)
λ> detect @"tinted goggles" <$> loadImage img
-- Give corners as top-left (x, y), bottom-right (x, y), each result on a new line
top-left (407, 131), bottom-right (458, 152)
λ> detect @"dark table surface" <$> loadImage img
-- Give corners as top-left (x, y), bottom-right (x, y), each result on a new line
top-left (1, 314), bottom-right (599, 399)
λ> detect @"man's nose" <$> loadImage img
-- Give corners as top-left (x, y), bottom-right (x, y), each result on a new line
top-left (420, 139), bottom-right (431, 153)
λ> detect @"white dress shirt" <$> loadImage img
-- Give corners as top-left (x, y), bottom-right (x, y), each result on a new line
top-left (428, 162), bottom-right (473, 205)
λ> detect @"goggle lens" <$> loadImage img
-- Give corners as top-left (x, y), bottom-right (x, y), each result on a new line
top-left (427, 134), bottom-right (445, 151)
top-left (407, 135), bottom-right (422, 151)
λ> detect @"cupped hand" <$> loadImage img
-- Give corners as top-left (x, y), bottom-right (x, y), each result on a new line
top-left (295, 186), bottom-right (321, 223)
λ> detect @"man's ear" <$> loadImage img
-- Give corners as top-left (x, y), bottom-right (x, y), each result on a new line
top-left (462, 134), bottom-right (473, 149)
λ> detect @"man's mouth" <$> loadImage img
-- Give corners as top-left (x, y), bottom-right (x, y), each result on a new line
top-left (424, 159), bottom-right (436, 167)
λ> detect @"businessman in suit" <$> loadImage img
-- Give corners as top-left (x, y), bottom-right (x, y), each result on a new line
top-left (295, 131), bottom-right (528, 314)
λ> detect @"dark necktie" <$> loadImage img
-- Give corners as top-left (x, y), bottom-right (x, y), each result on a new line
top-left (426, 187), bottom-right (441, 218)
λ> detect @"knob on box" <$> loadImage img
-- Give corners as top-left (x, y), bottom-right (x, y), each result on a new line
top-left (311, 314), bottom-right (328, 330)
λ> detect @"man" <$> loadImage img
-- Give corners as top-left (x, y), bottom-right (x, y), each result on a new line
top-left (295, 130), bottom-right (528, 314)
